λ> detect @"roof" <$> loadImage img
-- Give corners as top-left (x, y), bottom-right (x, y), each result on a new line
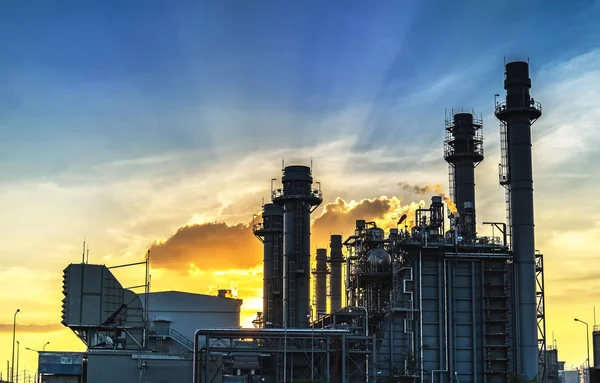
top-left (138, 290), bottom-right (243, 312)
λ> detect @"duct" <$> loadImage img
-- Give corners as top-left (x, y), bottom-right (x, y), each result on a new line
top-left (495, 61), bottom-right (542, 380)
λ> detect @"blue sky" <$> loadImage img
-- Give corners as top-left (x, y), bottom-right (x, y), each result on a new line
top-left (1, 0), bottom-right (600, 369)
top-left (2, 0), bottom-right (599, 179)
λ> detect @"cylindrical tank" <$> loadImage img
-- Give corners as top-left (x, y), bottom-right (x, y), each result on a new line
top-left (314, 248), bottom-right (328, 316)
top-left (328, 234), bottom-right (344, 313)
top-left (367, 248), bottom-right (391, 268)
top-left (272, 165), bottom-right (322, 328)
top-left (495, 61), bottom-right (542, 380)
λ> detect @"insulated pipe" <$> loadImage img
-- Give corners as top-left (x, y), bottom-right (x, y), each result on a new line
top-left (495, 61), bottom-right (542, 380)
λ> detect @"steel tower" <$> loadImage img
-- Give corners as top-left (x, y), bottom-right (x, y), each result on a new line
top-left (495, 61), bottom-right (542, 381)
top-left (272, 165), bottom-right (322, 328)
top-left (444, 112), bottom-right (484, 242)
top-left (253, 203), bottom-right (284, 328)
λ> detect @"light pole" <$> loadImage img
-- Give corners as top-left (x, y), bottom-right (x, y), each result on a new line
top-left (16, 341), bottom-right (20, 383)
top-left (574, 318), bottom-right (591, 379)
top-left (11, 308), bottom-right (20, 383)
top-left (42, 342), bottom-right (50, 352)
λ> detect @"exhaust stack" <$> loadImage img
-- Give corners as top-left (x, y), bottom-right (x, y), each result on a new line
top-left (495, 60), bottom-right (542, 379)
top-left (253, 203), bottom-right (284, 328)
top-left (328, 234), bottom-right (344, 313)
top-left (272, 165), bottom-right (322, 328)
top-left (313, 248), bottom-right (328, 319)
top-left (444, 112), bottom-right (484, 242)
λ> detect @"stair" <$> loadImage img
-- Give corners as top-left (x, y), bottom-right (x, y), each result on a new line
top-left (153, 327), bottom-right (194, 351)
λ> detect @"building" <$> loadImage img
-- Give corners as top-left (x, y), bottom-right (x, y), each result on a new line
top-left (38, 263), bottom-right (242, 383)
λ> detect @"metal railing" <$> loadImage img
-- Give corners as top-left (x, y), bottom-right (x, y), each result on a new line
top-left (495, 100), bottom-right (542, 115)
top-left (271, 188), bottom-right (322, 200)
top-left (153, 327), bottom-right (194, 351)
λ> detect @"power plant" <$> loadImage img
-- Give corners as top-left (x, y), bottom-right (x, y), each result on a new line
top-left (32, 60), bottom-right (562, 383)
top-left (245, 60), bottom-right (548, 382)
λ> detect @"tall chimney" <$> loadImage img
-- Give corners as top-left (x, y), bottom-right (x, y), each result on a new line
top-left (313, 248), bottom-right (328, 318)
top-left (495, 60), bottom-right (542, 380)
top-left (253, 203), bottom-right (283, 328)
top-left (272, 165), bottom-right (322, 328)
top-left (328, 234), bottom-right (344, 313)
top-left (444, 112), bottom-right (484, 242)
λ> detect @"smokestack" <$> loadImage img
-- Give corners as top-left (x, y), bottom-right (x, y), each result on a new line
top-left (328, 234), bottom-right (344, 313)
top-left (313, 248), bottom-right (328, 318)
top-left (253, 203), bottom-right (284, 328)
top-left (272, 165), bottom-right (322, 328)
top-left (495, 60), bottom-right (542, 380)
top-left (444, 112), bottom-right (484, 242)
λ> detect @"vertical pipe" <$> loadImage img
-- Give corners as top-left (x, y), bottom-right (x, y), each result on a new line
top-left (495, 61), bottom-right (541, 380)
top-left (480, 262), bottom-right (488, 383)
top-left (326, 336), bottom-right (331, 382)
top-left (204, 334), bottom-right (209, 383)
top-left (471, 261), bottom-right (477, 383)
top-left (342, 334), bottom-right (347, 383)
top-left (438, 260), bottom-right (444, 375)
top-left (419, 250), bottom-right (424, 383)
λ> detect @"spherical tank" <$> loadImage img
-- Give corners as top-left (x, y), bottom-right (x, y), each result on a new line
top-left (367, 248), bottom-right (391, 267)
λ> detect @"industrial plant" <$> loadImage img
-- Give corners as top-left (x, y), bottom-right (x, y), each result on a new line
top-left (32, 61), bottom-right (600, 383)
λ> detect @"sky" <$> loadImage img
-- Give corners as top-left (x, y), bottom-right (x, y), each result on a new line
top-left (1, 0), bottom-right (600, 375)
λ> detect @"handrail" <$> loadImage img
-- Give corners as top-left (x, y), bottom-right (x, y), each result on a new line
top-left (152, 327), bottom-right (194, 351)
top-left (495, 100), bottom-right (542, 115)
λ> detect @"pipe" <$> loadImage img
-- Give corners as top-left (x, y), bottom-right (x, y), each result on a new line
top-left (419, 250), bottom-right (424, 383)
top-left (345, 256), bottom-right (359, 306)
top-left (348, 306), bottom-right (369, 336)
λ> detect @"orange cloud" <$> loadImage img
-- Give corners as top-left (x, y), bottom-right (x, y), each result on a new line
top-left (146, 193), bottom-right (450, 326)
top-left (148, 222), bottom-right (262, 272)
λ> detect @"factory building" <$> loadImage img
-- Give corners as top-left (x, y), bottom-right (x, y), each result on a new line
top-left (38, 263), bottom-right (242, 383)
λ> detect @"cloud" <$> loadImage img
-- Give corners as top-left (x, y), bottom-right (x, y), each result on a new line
top-left (149, 222), bottom-right (261, 272)
top-left (150, 191), bottom-right (434, 274)
top-left (397, 182), bottom-right (456, 213)
top-left (0, 323), bottom-right (64, 333)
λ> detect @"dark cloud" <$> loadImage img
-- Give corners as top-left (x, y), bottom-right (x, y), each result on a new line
top-left (0, 323), bottom-right (64, 333)
top-left (397, 181), bottom-right (456, 212)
